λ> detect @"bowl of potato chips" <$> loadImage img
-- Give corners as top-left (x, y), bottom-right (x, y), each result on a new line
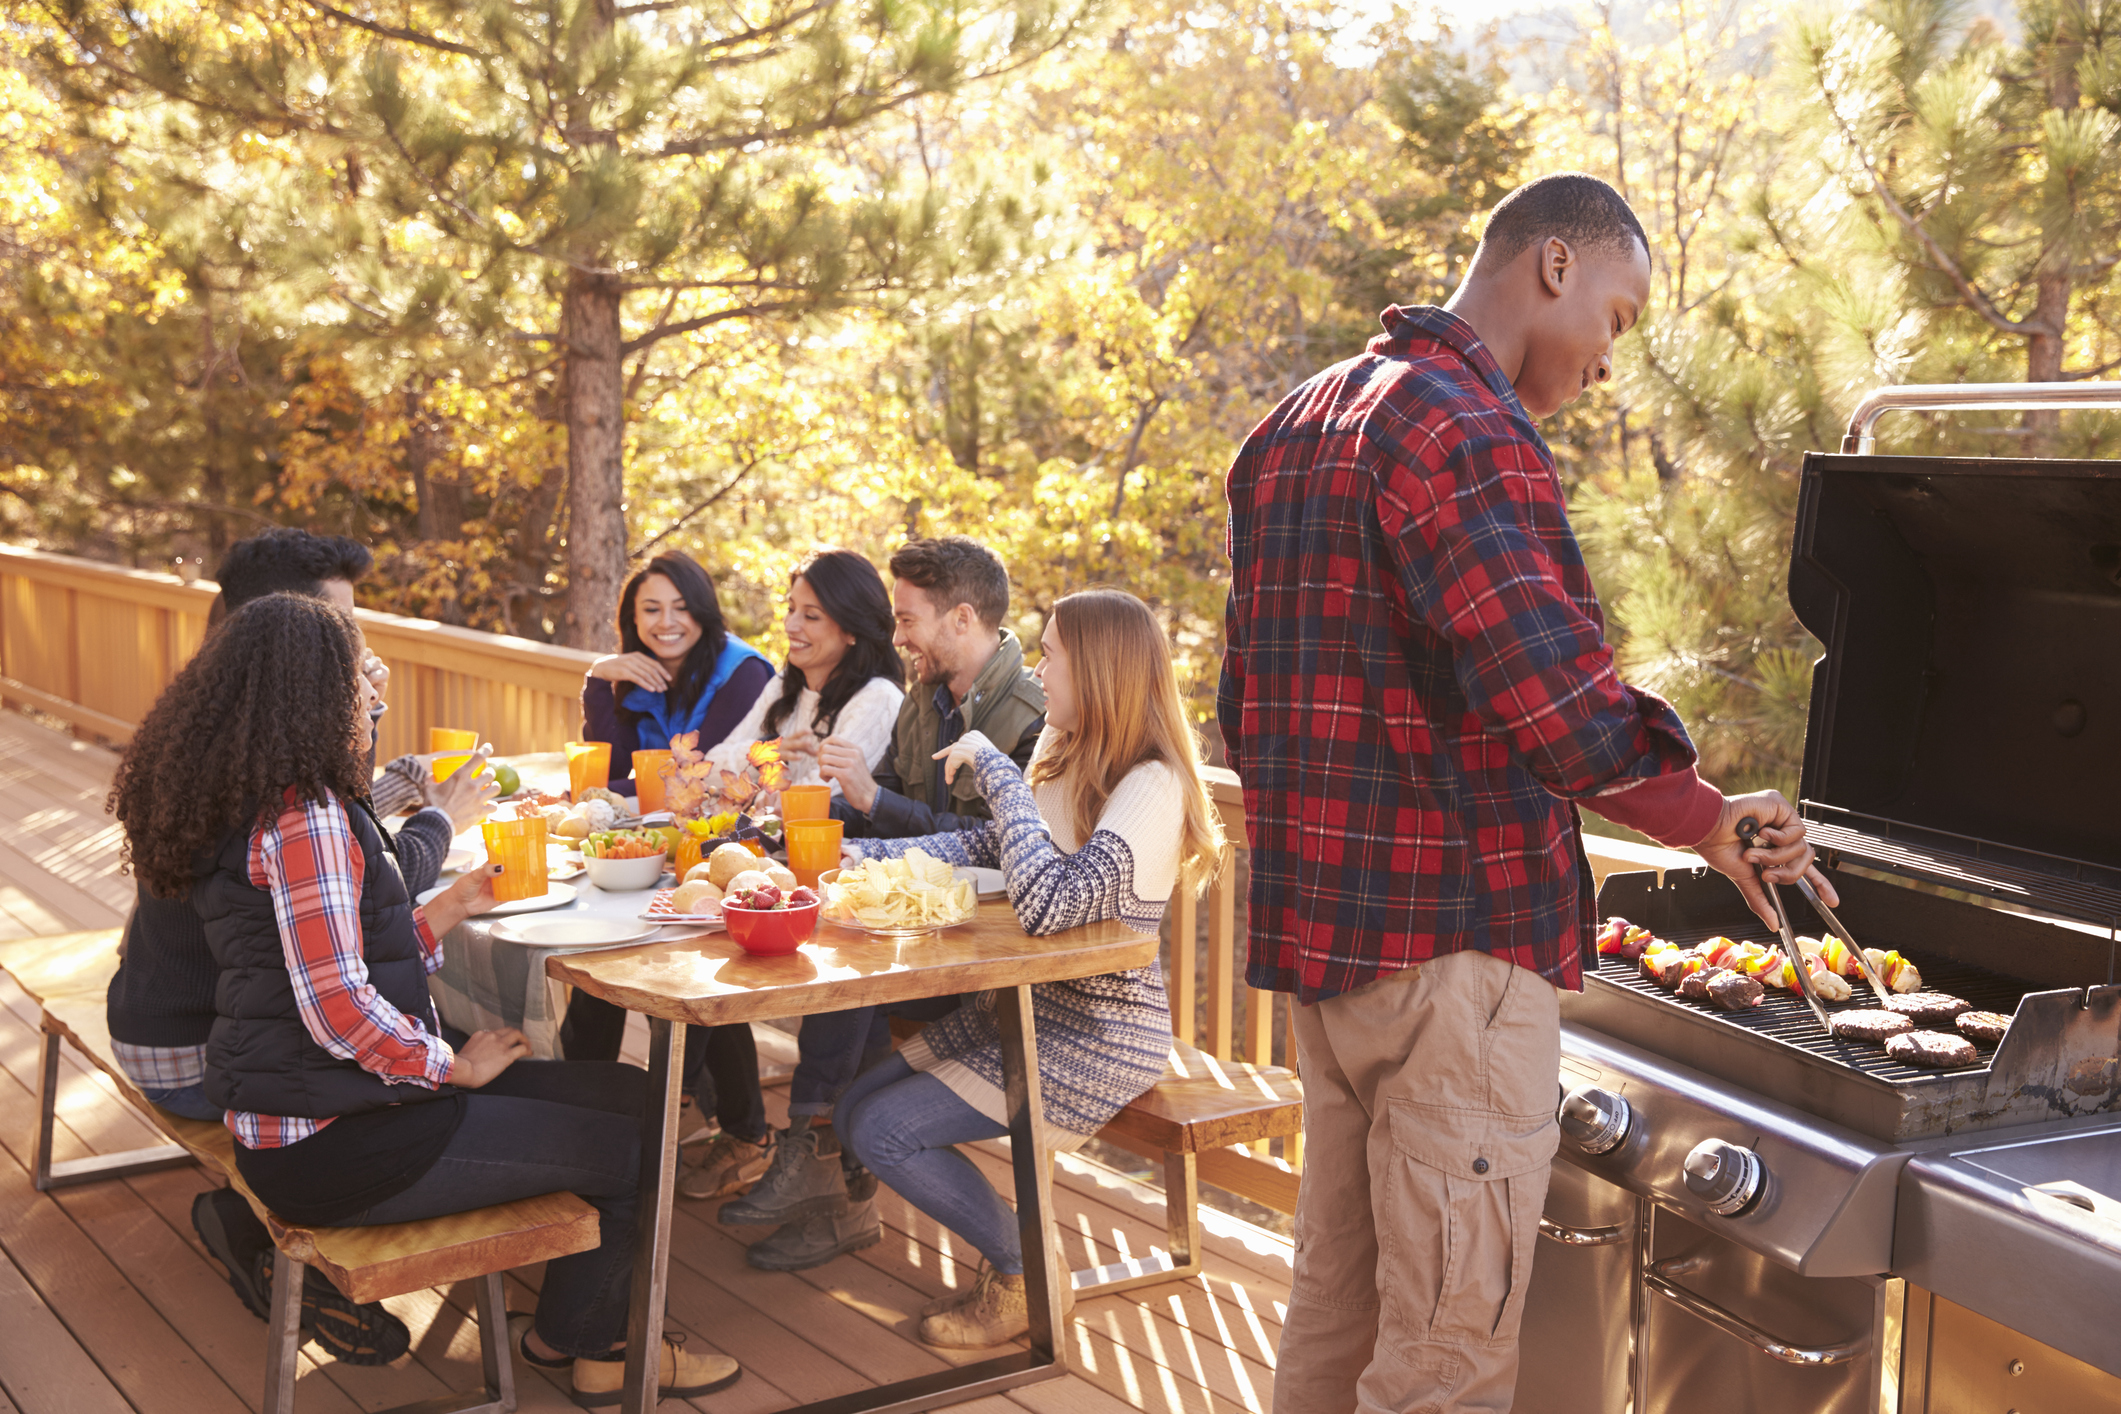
top-left (819, 848), bottom-right (978, 937)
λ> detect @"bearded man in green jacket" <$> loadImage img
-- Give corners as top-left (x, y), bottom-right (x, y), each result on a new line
top-left (699, 536), bottom-right (1047, 1273)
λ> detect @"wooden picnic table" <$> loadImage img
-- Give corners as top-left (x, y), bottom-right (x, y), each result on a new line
top-left (548, 912), bottom-right (1161, 1414)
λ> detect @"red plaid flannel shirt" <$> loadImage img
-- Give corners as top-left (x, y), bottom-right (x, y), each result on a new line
top-left (1218, 305), bottom-right (1721, 1002)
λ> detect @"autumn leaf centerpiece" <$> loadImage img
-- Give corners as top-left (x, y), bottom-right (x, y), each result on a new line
top-left (661, 733), bottom-right (788, 850)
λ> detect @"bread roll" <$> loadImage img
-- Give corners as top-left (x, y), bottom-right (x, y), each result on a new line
top-left (682, 862), bottom-right (717, 884)
top-left (763, 862), bottom-right (798, 892)
top-left (707, 842), bottom-right (759, 887)
top-left (672, 879), bottom-right (722, 915)
top-left (724, 869), bottom-right (773, 897)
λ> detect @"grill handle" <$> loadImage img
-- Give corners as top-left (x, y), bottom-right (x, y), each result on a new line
top-left (1645, 1256), bottom-right (1869, 1367)
top-left (1842, 379), bottom-right (2121, 453)
top-left (1537, 1217), bottom-right (1630, 1247)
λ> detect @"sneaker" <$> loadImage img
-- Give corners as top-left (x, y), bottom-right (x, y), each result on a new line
top-left (569, 1333), bottom-right (741, 1408)
top-left (299, 1269), bottom-right (411, 1366)
top-left (919, 1266), bottom-right (1029, 1349)
top-left (191, 1188), bottom-right (273, 1319)
top-left (678, 1131), bottom-right (772, 1201)
top-left (716, 1122), bottom-right (849, 1226)
top-left (746, 1170), bottom-right (881, 1271)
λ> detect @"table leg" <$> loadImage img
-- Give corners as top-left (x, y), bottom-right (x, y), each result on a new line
top-left (622, 1016), bottom-right (684, 1413)
top-left (996, 983), bottom-right (1066, 1372)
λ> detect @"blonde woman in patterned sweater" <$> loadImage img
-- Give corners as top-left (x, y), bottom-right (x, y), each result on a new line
top-left (835, 588), bottom-right (1224, 1348)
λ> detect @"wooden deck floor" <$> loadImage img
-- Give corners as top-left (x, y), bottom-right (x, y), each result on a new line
top-left (0, 709), bottom-right (1293, 1413)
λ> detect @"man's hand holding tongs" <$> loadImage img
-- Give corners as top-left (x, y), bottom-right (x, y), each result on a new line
top-left (1693, 791), bottom-right (1840, 930)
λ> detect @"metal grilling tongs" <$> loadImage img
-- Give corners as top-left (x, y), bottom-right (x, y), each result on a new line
top-left (1794, 876), bottom-right (1894, 1005)
top-left (1737, 815), bottom-right (1833, 1031)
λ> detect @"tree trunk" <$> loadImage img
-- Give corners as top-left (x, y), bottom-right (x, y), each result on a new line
top-left (558, 267), bottom-right (627, 650)
top-left (2026, 13), bottom-right (2085, 450)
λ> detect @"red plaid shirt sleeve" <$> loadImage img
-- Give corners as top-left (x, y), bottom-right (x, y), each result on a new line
top-left (1219, 305), bottom-right (1719, 1002)
top-left (226, 789), bottom-right (455, 1148)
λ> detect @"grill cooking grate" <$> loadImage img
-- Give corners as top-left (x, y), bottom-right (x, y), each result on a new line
top-left (1588, 919), bottom-right (2031, 1085)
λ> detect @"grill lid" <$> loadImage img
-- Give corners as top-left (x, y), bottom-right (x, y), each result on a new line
top-left (1790, 448), bottom-right (2121, 926)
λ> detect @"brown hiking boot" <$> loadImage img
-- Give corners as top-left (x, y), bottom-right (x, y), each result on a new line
top-left (919, 1267), bottom-right (1033, 1348)
top-left (678, 1131), bottom-right (771, 1201)
top-left (570, 1333), bottom-right (740, 1407)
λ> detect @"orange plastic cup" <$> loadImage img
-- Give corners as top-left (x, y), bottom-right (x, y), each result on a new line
top-left (780, 783), bottom-right (832, 822)
top-left (482, 815), bottom-right (550, 903)
top-left (784, 818), bottom-right (843, 890)
top-left (564, 740), bottom-right (612, 799)
top-left (431, 727), bottom-right (478, 781)
top-left (632, 750), bottom-right (672, 813)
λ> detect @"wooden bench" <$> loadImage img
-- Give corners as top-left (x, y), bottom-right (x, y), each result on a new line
top-left (3, 930), bottom-right (602, 1414)
top-left (1080, 1037), bottom-right (1303, 1297)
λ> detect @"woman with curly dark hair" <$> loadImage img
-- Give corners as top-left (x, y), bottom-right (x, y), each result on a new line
top-left (111, 593), bottom-right (740, 1406)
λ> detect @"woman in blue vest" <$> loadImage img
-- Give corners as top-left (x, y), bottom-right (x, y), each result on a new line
top-left (109, 593), bottom-right (739, 1406)
top-left (578, 551), bottom-right (774, 790)
top-left (567, 551), bottom-right (776, 1141)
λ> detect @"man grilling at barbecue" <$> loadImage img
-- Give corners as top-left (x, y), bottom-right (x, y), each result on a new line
top-left (1219, 171), bottom-right (1840, 1413)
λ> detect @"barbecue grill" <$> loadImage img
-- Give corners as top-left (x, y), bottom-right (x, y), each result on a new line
top-left (1515, 384), bottom-right (2121, 1414)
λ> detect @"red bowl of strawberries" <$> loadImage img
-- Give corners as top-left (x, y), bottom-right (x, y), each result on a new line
top-left (720, 881), bottom-right (822, 957)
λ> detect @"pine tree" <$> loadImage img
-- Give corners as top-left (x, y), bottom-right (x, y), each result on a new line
top-left (1786, 0), bottom-right (2121, 431)
top-left (36, 0), bottom-right (1084, 645)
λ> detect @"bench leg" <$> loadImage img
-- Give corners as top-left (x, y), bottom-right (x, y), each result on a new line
top-left (1070, 1149), bottom-right (1206, 1298)
top-left (265, 1250), bottom-right (304, 1414)
top-left (267, 1253), bottom-right (518, 1414)
top-left (30, 1027), bottom-right (192, 1192)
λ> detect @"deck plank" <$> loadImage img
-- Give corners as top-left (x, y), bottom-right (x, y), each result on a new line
top-left (0, 704), bottom-right (1290, 1414)
top-left (0, 1245), bottom-right (136, 1414)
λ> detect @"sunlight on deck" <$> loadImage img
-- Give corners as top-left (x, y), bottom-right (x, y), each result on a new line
top-left (0, 707), bottom-right (1293, 1414)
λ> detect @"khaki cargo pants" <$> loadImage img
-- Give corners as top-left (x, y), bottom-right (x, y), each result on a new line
top-left (1276, 949), bottom-right (1561, 1414)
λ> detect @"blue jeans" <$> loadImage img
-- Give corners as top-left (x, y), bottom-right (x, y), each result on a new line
top-left (141, 1082), bottom-right (224, 1123)
top-left (342, 1060), bottom-right (645, 1358)
top-left (790, 995), bottom-right (966, 1120)
top-left (838, 1054), bottom-right (1019, 1274)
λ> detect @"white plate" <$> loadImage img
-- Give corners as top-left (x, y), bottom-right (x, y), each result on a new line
top-left (416, 881), bottom-right (578, 916)
top-left (440, 849), bottom-right (478, 874)
top-left (958, 867), bottom-right (1006, 901)
top-left (547, 860), bottom-right (585, 881)
top-left (488, 916), bottom-right (657, 948)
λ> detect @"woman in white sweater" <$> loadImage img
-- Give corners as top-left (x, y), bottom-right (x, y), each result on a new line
top-left (679, 549), bottom-right (905, 1202)
top-left (704, 549), bottom-right (904, 793)
top-left (835, 589), bottom-right (1224, 1348)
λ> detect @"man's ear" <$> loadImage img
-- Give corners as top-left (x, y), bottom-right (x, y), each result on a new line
top-left (1538, 236), bottom-right (1574, 299)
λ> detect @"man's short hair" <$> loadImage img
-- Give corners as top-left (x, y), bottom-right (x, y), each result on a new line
top-left (888, 537), bottom-right (1010, 628)
top-left (214, 528), bottom-right (373, 612)
top-left (1477, 173), bottom-right (1649, 267)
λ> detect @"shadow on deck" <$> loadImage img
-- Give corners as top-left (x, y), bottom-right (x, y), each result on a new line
top-left (0, 709), bottom-right (1292, 1414)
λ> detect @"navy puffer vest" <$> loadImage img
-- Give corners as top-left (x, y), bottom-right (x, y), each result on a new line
top-left (198, 792), bottom-right (450, 1119)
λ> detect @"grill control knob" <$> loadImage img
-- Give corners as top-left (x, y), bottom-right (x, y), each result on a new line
top-left (1683, 1139), bottom-right (1764, 1216)
top-left (1559, 1086), bottom-right (1632, 1155)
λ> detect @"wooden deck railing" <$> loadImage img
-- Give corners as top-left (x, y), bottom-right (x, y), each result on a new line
top-left (0, 542), bottom-right (1697, 1216)
top-left (0, 544), bottom-right (596, 762)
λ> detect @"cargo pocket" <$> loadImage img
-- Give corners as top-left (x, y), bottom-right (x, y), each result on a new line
top-left (1381, 1099), bottom-right (1557, 1349)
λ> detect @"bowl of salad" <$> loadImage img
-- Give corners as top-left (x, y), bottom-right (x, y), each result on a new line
top-left (580, 829), bottom-right (670, 893)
